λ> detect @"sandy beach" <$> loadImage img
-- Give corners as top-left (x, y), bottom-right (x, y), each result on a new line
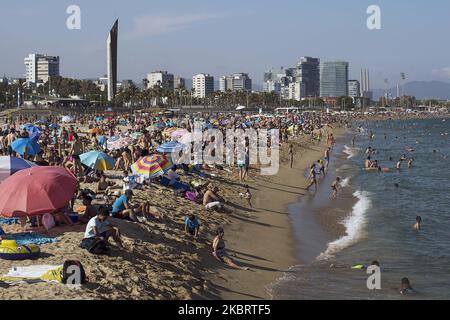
top-left (204, 127), bottom-right (347, 300)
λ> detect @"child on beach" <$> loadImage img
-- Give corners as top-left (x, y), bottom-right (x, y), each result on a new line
top-left (184, 215), bottom-right (200, 238)
top-left (239, 185), bottom-right (252, 208)
top-left (331, 177), bottom-right (341, 199)
top-left (212, 227), bottom-right (249, 270)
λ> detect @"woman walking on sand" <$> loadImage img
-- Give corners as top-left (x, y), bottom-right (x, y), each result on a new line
top-left (306, 164), bottom-right (318, 192)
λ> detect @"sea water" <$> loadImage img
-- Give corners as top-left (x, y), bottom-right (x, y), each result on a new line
top-left (270, 118), bottom-right (450, 299)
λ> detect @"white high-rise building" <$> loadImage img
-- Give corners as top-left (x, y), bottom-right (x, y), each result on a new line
top-left (288, 82), bottom-right (305, 101)
top-left (192, 73), bottom-right (214, 98)
top-left (348, 80), bottom-right (361, 98)
top-left (147, 71), bottom-right (174, 90)
top-left (24, 54), bottom-right (60, 84)
top-left (219, 73), bottom-right (252, 92)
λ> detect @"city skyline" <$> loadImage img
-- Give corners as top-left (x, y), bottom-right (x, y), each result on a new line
top-left (1, 0), bottom-right (450, 89)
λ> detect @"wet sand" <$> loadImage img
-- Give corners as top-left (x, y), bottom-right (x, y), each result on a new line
top-left (206, 127), bottom-right (347, 300)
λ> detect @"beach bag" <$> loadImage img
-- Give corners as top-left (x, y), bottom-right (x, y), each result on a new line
top-left (42, 213), bottom-right (55, 231)
top-left (62, 260), bottom-right (86, 285)
top-left (80, 237), bottom-right (110, 255)
top-left (185, 191), bottom-right (200, 204)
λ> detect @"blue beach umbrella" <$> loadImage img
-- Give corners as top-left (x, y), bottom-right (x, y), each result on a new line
top-left (49, 123), bottom-right (60, 130)
top-left (80, 151), bottom-right (115, 171)
top-left (28, 126), bottom-right (43, 141)
top-left (0, 156), bottom-right (37, 182)
top-left (156, 141), bottom-right (186, 153)
top-left (11, 138), bottom-right (41, 156)
top-left (35, 119), bottom-right (48, 125)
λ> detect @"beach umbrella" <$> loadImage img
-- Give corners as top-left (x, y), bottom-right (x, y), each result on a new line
top-left (61, 116), bottom-right (74, 123)
top-left (11, 138), bottom-right (41, 156)
top-left (0, 166), bottom-right (77, 217)
top-left (28, 126), bottom-right (43, 141)
top-left (131, 154), bottom-right (173, 179)
top-left (171, 128), bottom-right (189, 138)
top-left (89, 127), bottom-right (103, 135)
top-left (35, 119), bottom-right (48, 125)
top-left (108, 136), bottom-right (134, 150)
top-left (0, 156), bottom-right (37, 182)
top-left (163, 127), bottom-right (178, 136)
top-left (95, 116), bottom-right (104, 121)
top-left (80, 150), bottom-right (115, 171)
top-left (20, 123), bottom-right (34, 130)
top-left (236, 106), bottom-right (246, 111)
top-left (156, 141), bottom-right (186, 153)
top-left (49, 123), bottom-right (60, 130)
top-left (130, 132), bottom-right (143, 140)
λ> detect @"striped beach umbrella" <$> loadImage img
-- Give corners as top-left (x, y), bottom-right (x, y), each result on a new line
top-left (11, 138), bottom-right (41, 156)
top-left (131, 154), bottom-right (173, 179)
top-left (80, 151), bottom-right (115, 171)
top-left (0, 156), bottom-right (36, 182)
top-left (156, 141), bottom-right (186, 153)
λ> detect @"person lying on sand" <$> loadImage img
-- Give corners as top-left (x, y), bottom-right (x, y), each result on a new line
top-left (84, 208), bottom-right (123, 249)
top-left (96, 175), bottom-right (119, 196)
top-left (212, 227), bottom-right (249, 270)
top-left (185, 214), bottom-right (200, 238)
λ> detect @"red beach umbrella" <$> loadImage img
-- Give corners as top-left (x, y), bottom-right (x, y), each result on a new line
top-left (0, 166), bottom-right (77, 217)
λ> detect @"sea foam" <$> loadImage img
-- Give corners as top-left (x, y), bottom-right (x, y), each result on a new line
top-left (317, 190), bottom-right (371, 260)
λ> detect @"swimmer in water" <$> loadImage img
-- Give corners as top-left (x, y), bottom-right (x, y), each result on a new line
top-left (396, 160), bottom-right (402, 170)
top-left (408, 158), bottom-right (414, 168)
top-left (400, 277), bottom-right (416, 295)
top-left (414, 216), bottom-right (422, 230)
top-left (394, 183), bottom-right (399, 188)
top-left (331, 177), bottom-right (341, 199)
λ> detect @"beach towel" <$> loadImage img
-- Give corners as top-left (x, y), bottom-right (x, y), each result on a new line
top-left (4, 232), bottom-right (59, 245)
top-left (0, 217), bottom-right (19, 225)
top-left (0, 265), bottom-right (63, 283)
top-left (173, 181), bottom-right (191, 191)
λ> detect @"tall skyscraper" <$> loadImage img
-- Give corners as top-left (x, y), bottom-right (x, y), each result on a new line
top-left (320, 61), bottom-right (349, 97)
top-left (174, 76), bottom-right (185, 90)
top-left (296, 57), bottom-right (320, 97)
top-left (192, 73), bottom-right (214, 98)
top-left (107, 19), bottom-right (118, 102)
top-left (24, 54), bottom-right (59, 84)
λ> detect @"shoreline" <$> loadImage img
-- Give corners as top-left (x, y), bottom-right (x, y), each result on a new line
top-left (207, 127), bottom-right (348, 300)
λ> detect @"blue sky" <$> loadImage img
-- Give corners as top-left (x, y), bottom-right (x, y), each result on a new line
top-left (1, 0), bottom-right (449, 88)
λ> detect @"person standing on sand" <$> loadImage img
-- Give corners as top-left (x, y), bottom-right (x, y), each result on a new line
top-left (69, 133), bottom-right (84, 177)
top-left (324, 147), bottom-right (331, 168)
top-left (289, 144), bottom-right (294, 168)
top-left (212, 227), bottom-right (249, 270)
top-left (306, 164), bottom-right (318, 192)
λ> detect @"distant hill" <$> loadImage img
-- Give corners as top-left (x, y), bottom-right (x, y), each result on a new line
top-left (373, 81), bottom-right (450, 100)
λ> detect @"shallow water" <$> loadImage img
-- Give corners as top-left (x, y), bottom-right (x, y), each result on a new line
top-left (271, 118), bottom-right (450, 299)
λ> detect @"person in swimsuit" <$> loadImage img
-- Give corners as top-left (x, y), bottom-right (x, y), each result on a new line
top-left (306, 164), bottom-right (318, 192)
top-left (331, 177), bottom-right (341, 199)
top-left (400, 277), bottom-right (416, 295)
top-left (212, 227), bottom-right (249, 270)
top-left (414, 216), bottom-right (422, 230)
